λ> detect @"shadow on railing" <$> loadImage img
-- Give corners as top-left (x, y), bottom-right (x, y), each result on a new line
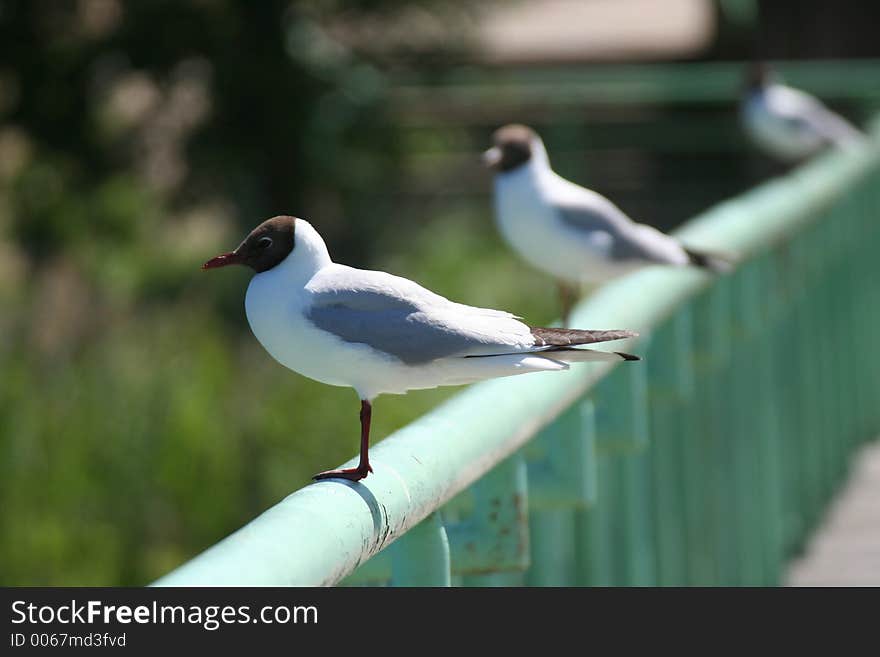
top-left (154, 119), bottom-right (880, 587)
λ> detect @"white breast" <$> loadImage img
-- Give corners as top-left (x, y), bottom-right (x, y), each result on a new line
top-left (244, 268), bottom-right (365, 390)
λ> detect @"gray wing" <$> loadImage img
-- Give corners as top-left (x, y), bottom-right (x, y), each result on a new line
top-left (305, 267), bottom-right (534, 364)
top-left (773, 85), bottom-right (865, 147)
top-left (556, 203), bottom-right (625, 234)
top-left (555, 198), bottom-right (686, 264)
top-left (551, 183), bottom-right (633, 235)
top-left (800, 104), bottom-right (865, 147)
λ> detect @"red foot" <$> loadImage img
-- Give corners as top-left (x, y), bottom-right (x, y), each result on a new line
top-left (312, 465), bottom-right (373, 482)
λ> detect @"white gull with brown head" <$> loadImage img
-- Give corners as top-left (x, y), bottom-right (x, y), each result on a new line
top-left (203, 216), bottom-right (640, 481)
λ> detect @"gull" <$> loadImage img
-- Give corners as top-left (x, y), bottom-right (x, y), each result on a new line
top-left (203, 216), bottom-right (640, 481)
top-left (484, 124), bottom-right (730, 322)
top-left (740, 61), bottom-right (866, 163)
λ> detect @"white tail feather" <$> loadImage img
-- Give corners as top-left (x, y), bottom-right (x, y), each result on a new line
top-left (541, 348), bottom-right (637, 363)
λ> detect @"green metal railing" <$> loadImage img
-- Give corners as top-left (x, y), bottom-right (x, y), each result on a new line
top-left (390, 59), bottom-right (880, 117)
top-left (155, 117), bottom-right (880, 587)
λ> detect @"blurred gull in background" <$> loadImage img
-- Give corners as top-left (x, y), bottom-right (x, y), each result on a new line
top-left (740, 61), bottom-right (867, 163)
top-left (203, 216), bottom-right (639, 482)
top-left (484, 124), bottom-right (731, 323)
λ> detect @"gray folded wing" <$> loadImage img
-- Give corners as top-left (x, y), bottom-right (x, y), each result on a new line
top-left (305, 269), bottom-right (533, 364)
top-left (555, 199), bottom-right (686, 264)
top-left (801, 102), bottom-right (865, 147)
top-left (773, 87), bottom-right (865, 147)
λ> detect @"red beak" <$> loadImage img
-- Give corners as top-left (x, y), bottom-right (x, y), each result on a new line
top-left (202, 251), bottom-right (242, 270)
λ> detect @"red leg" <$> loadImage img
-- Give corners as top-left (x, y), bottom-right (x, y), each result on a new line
top-left (313, 400), bottom-right (374, 482)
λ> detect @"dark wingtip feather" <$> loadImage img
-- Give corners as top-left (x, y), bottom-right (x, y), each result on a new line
top-left (530, 327), bottom-right (639, 347)
top-left (683, 247), bottom-right (736, 274)
top-left (615, 351), bottom-right (641, 362)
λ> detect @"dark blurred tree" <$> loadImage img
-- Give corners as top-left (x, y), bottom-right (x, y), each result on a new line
top-left (756, 0), bottom-right (880, 59)
top-left (0, 0), bottom-right (474, 266)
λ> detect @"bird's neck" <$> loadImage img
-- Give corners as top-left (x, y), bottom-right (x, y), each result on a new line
top-left (746, 81), bottom-right (767, 95)
top-left (528, 138), bottom-right (551, 171)
top-left (276, 219), bottom-right (333, 283)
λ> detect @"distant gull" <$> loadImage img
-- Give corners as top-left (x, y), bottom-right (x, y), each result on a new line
top-left (484, 124), bottom-right (730, 321)
top-left (741, 61), bottom-right (866, 163)
top-left (203, 216), bottom-right (640, 481)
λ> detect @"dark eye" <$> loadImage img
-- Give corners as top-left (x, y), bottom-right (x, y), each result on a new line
top-left (257, 237), bottom-right (273, 249)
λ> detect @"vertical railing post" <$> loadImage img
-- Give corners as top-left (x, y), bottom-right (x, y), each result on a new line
top-left (861, 180), bottom-right (880, 436)
top-left (574, 456), bottom-right (615, 586)
top-left (690, 279), bottom-right (734, 584)
top-left (525, 511), bottom-right (576, 586)
top-left (524, 398), bottom-right (597, 585)
top-left (390, 513), bottom-right (451, 587)
top-left (774, 235), bottom-right (808, 556)
top-left (646, 308), bottom-right (696, 586)
top-left (574, 365), bottom-right (653, 586)
top-left (798, 222), bottom-right (826, 533)
top-left (617, 449), bottom-right (655, 586)
top-left (451, 454), bottom-right (530, 582)
top-left (527, 400), bottom-right (598, 509)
